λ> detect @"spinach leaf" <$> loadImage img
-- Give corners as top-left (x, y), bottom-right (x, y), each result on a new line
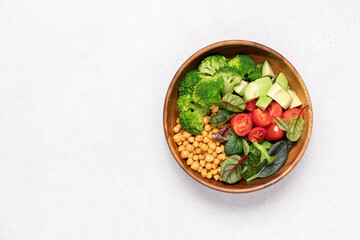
top-left (220, 93), bottom-right (246, 113)
top-left (287, 116), bottom-right (304, 142)
top-left (210, 109), bottom-right (235, 126)
top-left (258, 141), bottom-right (288, 178)
top-left (286, 139), bottom-right (295, 152)
top-left (274, 117), bottom-right (289, 131)
top-left (243, 139), bottom-right (250, 155)
top-left (224, 130), bottom-right (243, 155)
top-left (241, 155), bottom-right (261, 181)
top-left (220, 155), bottom-right (247, 184)
top-left (212, 127), bottom-right (231, 142)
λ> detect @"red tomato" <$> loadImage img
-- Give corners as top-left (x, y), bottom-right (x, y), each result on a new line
top-left (252, 108), bottom-right (272, 127)
top-left (245, 99), bottom-right (258, 111)
top-left (230, 113), bottom-right (253, 136)
top-left (248, 127), bottom-right (267, 143)
top-left (282, 108), bottom-right (304, 123)
top-left (267, 101), bottom-right (283, 123)
top-left (265, 123), bottom-right (284, 141)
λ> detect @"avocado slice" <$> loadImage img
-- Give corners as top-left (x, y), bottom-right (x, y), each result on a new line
top-left (267, 82), bottom-right (292, 109)
top-left (276, 72), bottom-right (289, 90)
top-left (256, 96), bottom-right (272, 110)
top-left (243, 82), bottom-right (259, 102)
top-left (255, 77), bottom-right (272, 97)
top-left (288, 89), bottom-right (302, 108)
top-left (262, 60), bottom-right (274, 78)
top-left (234, 80), bottom-right (248, 96)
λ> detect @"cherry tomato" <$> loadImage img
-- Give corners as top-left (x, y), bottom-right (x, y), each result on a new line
top-left (230, 113), bottom-right (253, 136)
top-left (252, 108), bottom-right (272, 127)
top-left (267, 101), bottom-right (283, 122)
top-left (265, 123), bottom-right (284, 141)
top-left (245, 99), bottom-right (258, 111)
top-left (248, 127), bottom-right (267, 143)
top-left (282, 108), bottom-right (304, 123)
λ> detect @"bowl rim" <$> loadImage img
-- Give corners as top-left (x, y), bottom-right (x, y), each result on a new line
top-left (163, 40), bottom-right (313, 193)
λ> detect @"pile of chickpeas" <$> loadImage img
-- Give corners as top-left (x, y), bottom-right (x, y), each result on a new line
top-left (173, 105), bottom-right (228, 181)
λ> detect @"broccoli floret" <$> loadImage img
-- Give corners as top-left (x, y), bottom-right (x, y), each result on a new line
top-left (177, 94), bottom-right (210, 135)
top-left (198, 73), bottom-right (213, 81)
top-left (178, 70), bottom-right (201, 96)
top-left (198, 55), bottom-right (228, 76)
top-left (228, 55), bottom-right (256, 78)
top-left (247, 64), bottom-right (263, 81)
top-left (213, 66), bottom-right (242, 96)
top-left (193, 77), bottom-right (224, 107)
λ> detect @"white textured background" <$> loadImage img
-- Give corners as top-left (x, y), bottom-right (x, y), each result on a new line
top-left (0, 0), bottom-right (359, 239)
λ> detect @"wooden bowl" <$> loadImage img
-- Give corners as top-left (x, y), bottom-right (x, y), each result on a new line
top-left (163, 40), bottom-right (313, 193)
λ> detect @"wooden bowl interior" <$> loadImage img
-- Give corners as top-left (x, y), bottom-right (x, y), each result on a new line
top-left (164, 41), bottom-right (312, 193)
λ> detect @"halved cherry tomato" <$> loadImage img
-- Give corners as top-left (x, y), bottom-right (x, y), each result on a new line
top-left (267, 101), bottom-right (283, 123)
top-left (245, 99), bottom-right (258, 111)
top-left (252, 108), bottom-right (271, 127)
top-left (265, 123), bottom-right (284, 141)
top-left (282, 108), bottom-right (304, 123)
top-left (230, 113), bottom-right (253, 136)
top-left (248, 127), bottom-right (267, 143)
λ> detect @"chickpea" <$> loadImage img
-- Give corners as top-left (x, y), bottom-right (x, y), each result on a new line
top-left (218, 153), bottom-right (226, 161)
top-left (214, 158), bottom-right (220, 165)
top-left (215, 141), bottom-right (220, 146)
top-left (206, 172), bottom-right (213, 179)
top-left (217, 167), bottom-right (221, 174)
top-left (212, 163), bottom-right (217, 169)
top-left (203, 137), bottom-right (209, 143)
top-left (200, 160), bottom-right (205, 167)
top-left (183, 141), bottom-right (189, 146)
top-left (188, 152), bottom-right (194, 159)
top-left (215, 147), bottom-right (222, 153)
top-left (200, 143), bottom-right (208, 152)
top-left (214, 174), bottom-right (220, 181)
top-left (210, 169), bottom-right (218, 175)
top-left (173, 124), bottom-right (181, 133)
top-left (208, 133), bottom-right (213, 140)
top-left (208, 142), bottom-right (216, 150)
top-left (199, 154), bottom-right (205, 160)
top-left (197, 166), bottom-right (203, 173)
top-left (188, 136), bottom-right (194, 143)
top-left (205, 162), bottom-right (212, 170)
top-left (180, 136), bottom-right (186, 142)
top-left (187, 158), bottom-right (193, 166)
top-left (193, 155), bottom-right (199, 161)
top-left (195, 135), bottom-right (203, 142)
top-left (195, 148), bottom-right (201, 154)
top-left (186, 144), bottom-right (194, 152)
top-left (173, 133), bottom-right (182, 143)
top-left (183, 131), bottom-right (191, 139)
top-left (191, 161), bottom-right (199, 171)
top-left (205, 155), bottom-right (214, 162)
top-left (176, 117), bottom-right (180, 123)
top-left (220, 145), bottom-right (224, 151)
top-left (212, 128), bottom-right (219, 133)
top-left (181, 151), bottom-right (189, 159)
top-left (204, 124), bottom-right (212, 132)
top-left (178, 145), bottom-right (185, 152)
top-left (212, 105), bottom-right (219, 113)
top-left (203, 116), bottom-right (210, 125)
top-left (212, 152), bottom-right (218, 158)
top-left (207, 148), bottom-right (213, 154)
top-left (193, 141), bottom-right (199, 148)
top-left (201, 169), bottom-right (207, 177)
top-left (202, 131), bottom-right (207, 137)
